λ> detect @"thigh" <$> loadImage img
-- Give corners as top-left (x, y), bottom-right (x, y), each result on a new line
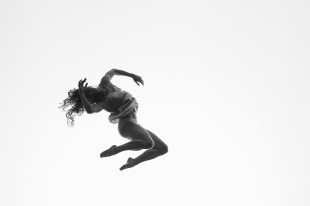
top-left (118, 119), bottom-right (153, 143)
top-left (146, 129), bottom-right (168, 150)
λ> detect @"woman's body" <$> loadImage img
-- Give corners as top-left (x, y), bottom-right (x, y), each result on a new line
top-left (76, 69), bottom-right (168, 170)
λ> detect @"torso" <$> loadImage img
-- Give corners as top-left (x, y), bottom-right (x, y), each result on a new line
top-left (98, 78), bottom-right (138, 125)
top-left (97, 81), bottom-right (124, 111)
top-left (121, 109), bottom-right (137, 120)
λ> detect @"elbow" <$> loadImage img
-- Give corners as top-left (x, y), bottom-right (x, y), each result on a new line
top-left (85, 108), bottom-right (93, 114)
top-left (111, 68), bottom-right (119, 75)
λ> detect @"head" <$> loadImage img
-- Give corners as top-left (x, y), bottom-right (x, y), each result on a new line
top-left (59, 86), bottom-right (107, 126)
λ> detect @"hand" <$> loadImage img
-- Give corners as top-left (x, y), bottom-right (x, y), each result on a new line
top-left (132, 75), bottom-right (144, 86)
top-left (78, 78), bottom-right (88, 91)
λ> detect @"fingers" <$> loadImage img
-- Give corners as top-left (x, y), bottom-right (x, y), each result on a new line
top-left (135, 80), bottom-right (144, 86)
top-left (78, 78), bottom-right (88, 88)
top-left (138, 79), bottom-right (144, 86)
top-left (138, 77), bottom-right (144, 85)
top-left (79, 79), bottom-right (85, 83)
top-left (135, 81), bottom-right (144, 86)
top-left (134, 78), bottom-right (144, 86)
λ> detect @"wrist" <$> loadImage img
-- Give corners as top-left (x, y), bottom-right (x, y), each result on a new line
top-left (79, 89), bottom-right (85, 97)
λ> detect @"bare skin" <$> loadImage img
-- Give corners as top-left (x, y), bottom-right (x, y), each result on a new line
top-left (79, 69), bottom-right (168, 170)
top-left (100, 112), bottom-right (168, 170)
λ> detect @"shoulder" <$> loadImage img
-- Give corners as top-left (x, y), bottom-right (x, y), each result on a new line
top-left (98, 76), bottom-right (112, 90)
top-left (99, 76), bottom-right (111, 87)
top-left (100, 69), bottom-right (116, 85)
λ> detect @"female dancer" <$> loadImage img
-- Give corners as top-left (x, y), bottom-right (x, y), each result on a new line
top-left (60, 69), bottom-right (168, 170)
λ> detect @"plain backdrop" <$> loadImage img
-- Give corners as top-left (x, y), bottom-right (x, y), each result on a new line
top-left (1, 0), bottom-right (309, 205)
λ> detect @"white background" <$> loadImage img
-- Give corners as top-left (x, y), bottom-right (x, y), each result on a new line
top-left (1, 0), bottom-right (309, 205)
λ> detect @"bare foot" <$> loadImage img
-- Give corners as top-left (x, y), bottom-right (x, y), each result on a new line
top-left (100, 145), bottom-right (117, 158)
top-left (120, 157), bottom-right (136, 171)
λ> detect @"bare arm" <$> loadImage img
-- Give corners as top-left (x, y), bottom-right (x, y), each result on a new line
top-left (80, 91), bottom-right (104, 114)
top-left (100, 69), bottom-right (144, 86)
top-left (79, 78), bottom-right (105, 114)
top-left (114, 69), bottom-right (135, 78)
top-left (79, 89), bottom-right (92, 113)
top-left (78, 78), bottom-right (92, 113)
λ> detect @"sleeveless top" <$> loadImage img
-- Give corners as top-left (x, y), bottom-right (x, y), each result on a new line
top-left (98, 78), bottom-right (139, 124)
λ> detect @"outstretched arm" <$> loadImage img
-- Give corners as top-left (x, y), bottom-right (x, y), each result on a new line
top-left (100, 69), bottom-right (144, 86)
top-left (115, 69), bottom-right (135, 78)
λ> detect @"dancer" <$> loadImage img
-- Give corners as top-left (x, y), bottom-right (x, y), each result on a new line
top-left (59, 69), bottom-right (168, 170)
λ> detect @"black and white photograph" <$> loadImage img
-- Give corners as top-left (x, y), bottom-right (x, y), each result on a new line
top-left (1, 0), bottom-right (309, 205)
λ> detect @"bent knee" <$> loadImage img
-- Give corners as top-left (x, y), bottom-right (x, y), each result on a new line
top-left (144, 141), bottom-right (154, 150)
top-left (158, 144), bottom-right (168, 155)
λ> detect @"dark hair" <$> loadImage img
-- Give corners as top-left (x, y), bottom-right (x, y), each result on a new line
top-left (59, 86), bottom-right (107, 126)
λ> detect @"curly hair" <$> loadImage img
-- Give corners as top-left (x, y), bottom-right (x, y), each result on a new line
top-left (59, 86), bottom-right (108, 126)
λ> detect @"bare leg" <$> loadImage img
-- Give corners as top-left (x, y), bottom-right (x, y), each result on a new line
top-left (100, 140), bottom-right (151, 157)
top-left (120, 129), bottom-right (168, 171)
top-left (101, 119), bottom-right (154, 157)
top-left (102, 118), bottom-right (168, 170)
top-left (119, 149), bottom-right (163, 170)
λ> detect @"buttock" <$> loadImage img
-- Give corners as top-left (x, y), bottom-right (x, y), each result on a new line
top-left (117, 118), bottom-right (154, 148)
top-left (117, 118), bottom-right (137, 139)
